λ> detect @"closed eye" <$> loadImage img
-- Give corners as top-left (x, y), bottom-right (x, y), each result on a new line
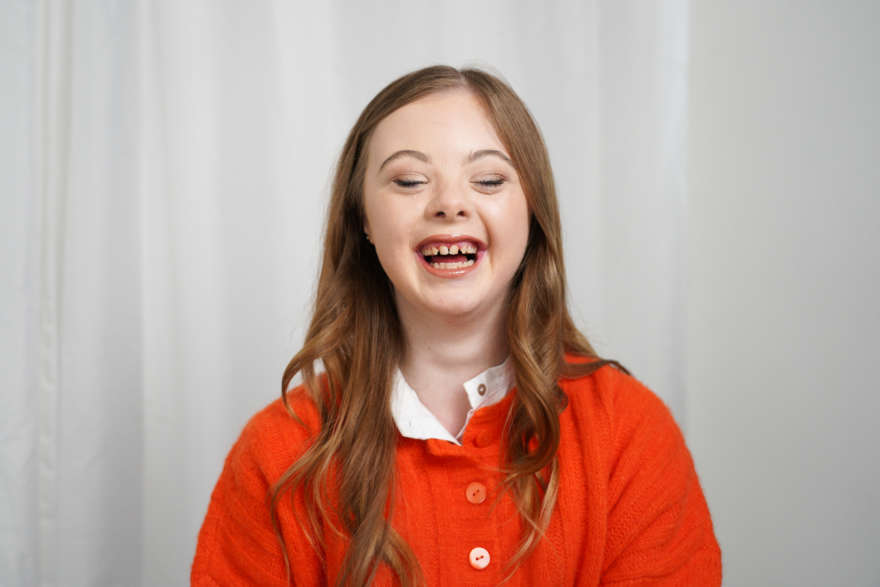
top-left (393, 179), bottom-right (427, 188)
top-left (473, 177), bottom-right (506, 191)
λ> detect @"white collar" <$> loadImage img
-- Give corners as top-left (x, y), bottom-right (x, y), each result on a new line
top-left (390, 357), bottom-right (515, 445)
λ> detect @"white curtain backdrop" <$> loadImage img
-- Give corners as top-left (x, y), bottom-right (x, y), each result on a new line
top-left (1, 1), bottom-right (687, 584)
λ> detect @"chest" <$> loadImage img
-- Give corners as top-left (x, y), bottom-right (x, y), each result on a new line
top-left (321, 437), bottom-right (608, 586)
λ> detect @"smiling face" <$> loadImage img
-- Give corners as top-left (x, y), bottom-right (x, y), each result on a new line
top-left (362, 88), bottom-right (531, 322)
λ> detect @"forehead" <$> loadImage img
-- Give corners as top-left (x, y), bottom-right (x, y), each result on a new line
top-left (366, 89), bottom-right (506, 167)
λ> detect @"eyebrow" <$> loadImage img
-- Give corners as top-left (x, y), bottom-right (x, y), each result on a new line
top-left (377, 148), bottom-right (513, 172)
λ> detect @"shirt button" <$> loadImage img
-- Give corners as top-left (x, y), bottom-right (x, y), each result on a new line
top-left (477, 383), bottom-right (487, 396)
top-left (469, 546), bottom-right (490, 570)
top-left (465, 482), bottom-right (487, 504)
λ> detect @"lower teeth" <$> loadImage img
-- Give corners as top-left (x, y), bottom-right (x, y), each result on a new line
top-left (431, 259), bottom-right (475, 269)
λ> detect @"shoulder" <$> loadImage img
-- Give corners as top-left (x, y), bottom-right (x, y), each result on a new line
top-left (560, 359), bottom-right (674, 430)
top-left (192, 386), bottom-right (325, 585)
top-left (250, 384), bottom-right (322, 439)
top-left (558, 359), bottom-right (689, 474)
top-left (227, 384), bottom-right (322, 481)
top-left (558, 361), bottom-right (721, 582)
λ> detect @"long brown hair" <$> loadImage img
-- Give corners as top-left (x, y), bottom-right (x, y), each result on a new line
top-left (270, 65), bottom-right (623, 586)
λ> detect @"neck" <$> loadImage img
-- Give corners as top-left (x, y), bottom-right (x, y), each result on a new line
top-left (396, 298), bottom-right (509, 410)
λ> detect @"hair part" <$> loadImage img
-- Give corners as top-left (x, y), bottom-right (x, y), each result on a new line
top-left (271, 65), bottom-right (624, 586)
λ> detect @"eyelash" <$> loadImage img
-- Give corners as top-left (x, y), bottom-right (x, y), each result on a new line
top-left (392, 178), bottom-right (506, 189)
top-left (393, 179), bottom-right (426, 188)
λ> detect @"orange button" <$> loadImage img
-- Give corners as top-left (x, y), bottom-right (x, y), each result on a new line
top-left (465, 482), bottom-right (487, 504)
top-left (469, 546), bottom-right (490, 570)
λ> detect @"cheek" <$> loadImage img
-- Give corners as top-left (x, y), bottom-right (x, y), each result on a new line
top-left (515, 208), bottom-right (531, 250)
top-left (497, 202), bottom-right (531, 280)
top-left (366, 204), bottom-right (415, 272)
top-left (372, 208), bottom-right (409, 246)
top-left (498, 199), bottom-right (531, 252)
top-left (362, 187), bottom-right (381, 233)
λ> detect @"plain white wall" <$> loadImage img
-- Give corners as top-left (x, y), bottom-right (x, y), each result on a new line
top-left (687, 1), bottom-right (879, 585)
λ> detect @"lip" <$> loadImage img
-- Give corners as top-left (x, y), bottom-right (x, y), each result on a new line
top-left (415, 234), bottom-right (487, 251)
top-left (414, 234), bottom-right (486, 278)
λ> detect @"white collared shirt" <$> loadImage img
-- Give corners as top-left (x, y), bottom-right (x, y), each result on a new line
top-left (390, 357), bottom-right (515, 445)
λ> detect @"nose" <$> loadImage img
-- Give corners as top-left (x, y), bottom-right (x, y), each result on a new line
top-left (426, 182), bottom-right (472, 220)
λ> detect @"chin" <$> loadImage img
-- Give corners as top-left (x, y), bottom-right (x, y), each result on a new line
top-left (431, 304), bottom-right (481, 318)
top-left (420, 298), bottom-right (486, 319)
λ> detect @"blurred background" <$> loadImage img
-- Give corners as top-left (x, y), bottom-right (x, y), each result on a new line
top-left (2, 1), bottom-right (877, 585)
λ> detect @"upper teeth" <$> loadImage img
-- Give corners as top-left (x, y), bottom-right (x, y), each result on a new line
top-left (420, 243), bottom-right (478, 256)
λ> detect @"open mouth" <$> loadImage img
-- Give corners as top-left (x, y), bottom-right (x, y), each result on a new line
top-left (415, 238), bottom-right (485, 274)
top-left (419, 242), bottom-right (479, 269)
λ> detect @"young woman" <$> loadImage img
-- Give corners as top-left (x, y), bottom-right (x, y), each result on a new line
top-left (192, 65), bottom-right (721, 586)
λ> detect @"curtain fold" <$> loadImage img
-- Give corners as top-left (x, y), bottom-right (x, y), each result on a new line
top-left (2, 1), bottom-right (688, 584)
top-left (598, 0), bottom-right (688, 419)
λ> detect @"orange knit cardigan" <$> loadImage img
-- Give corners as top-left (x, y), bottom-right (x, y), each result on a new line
top-left (192, 365), bottom-right (721, 585)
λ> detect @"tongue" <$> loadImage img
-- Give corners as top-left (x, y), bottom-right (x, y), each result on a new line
top-left (430, 254), bottom-right (468, 263)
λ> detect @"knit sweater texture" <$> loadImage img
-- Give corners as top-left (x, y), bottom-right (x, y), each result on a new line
top-left (191, 364), bottom-right (722, 585)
